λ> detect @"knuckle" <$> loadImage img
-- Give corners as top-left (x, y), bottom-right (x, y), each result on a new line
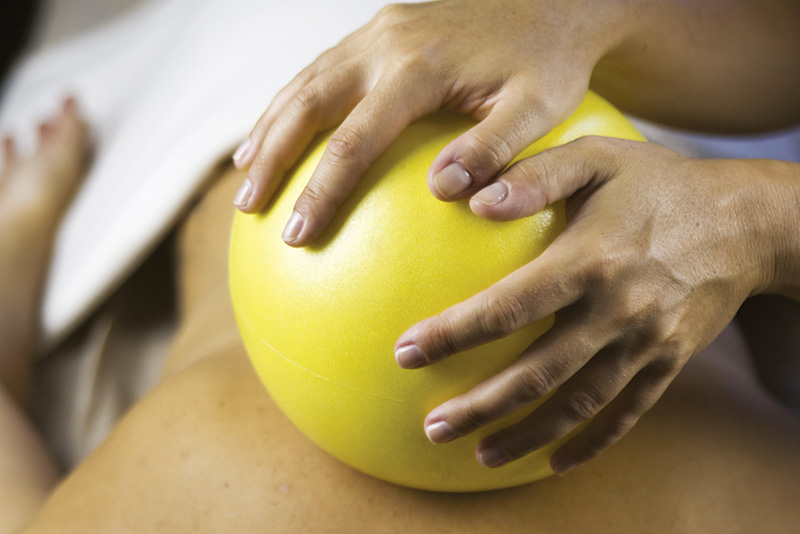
top-left (511, 425), bottom-right (558, 456)
top-left (518, 153), bottom-right (552, 196)
top-left (380, 21), bottom-right (412, 49)
top-left (479, 292), bottom-right (530, 337)
top-left (375, 2), bottom-right (404, 20)
top-left (574, 437), bottom-right (608, 463)
top-left (573, 427), bottom-right (622, 463)
top-left (648, 353), bottom-right (684, 378)
top-left (383, 16), bottom-right (416, 40)
top-left (572, 135), bottom-right (606, 153)
top-left (561, 387), bottom-right (605, 423)
top-left (573, 135), bottom-right (620, 170)
top-left (605, 411), bottom-right (641, 440)
top-left (649, 316), bottom-right (694, 357)
top-left (582, 242), bottom-right (626, 287)
top-left (294, 64), bottom-right (318, 86)
top-left (507, 362), bottom-right (559, 404)
top-left (392, 48), bottom-right (437, 79)
top-left (289, 85), bottom-right (323, 118)
top-left (300, 180), bottom-right (339, 210)
top-left (426, 316), bottom-right (461, 358)
top-left (458, 400), bottom-right (494, 430)
top-left (614, 289), bottom-right (657, 326)
top-left (466, 129), bottom-right (514, 178)
top-left (326, 126), bottom-right (365, 163)
top-left (517, 91), bottom-right (558, 125)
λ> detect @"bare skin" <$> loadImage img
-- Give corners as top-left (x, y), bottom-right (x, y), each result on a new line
top-left (0, 100), bottom-right (89, 534)
top-left (399, 139), bottom-right (800, 473)
top-left (0, 1), bottom-right (797, 524)
top-left (233, 0), bottom-right (800, 221)
top-left (231, 0), bottom-right (800, 474)
top-left (0, 160), bottom-right (795, 532)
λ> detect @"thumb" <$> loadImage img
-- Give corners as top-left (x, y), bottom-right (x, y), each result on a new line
top-left (427, 96), bottom-right (564, 202)
top-left (469, 136), bottom-right (623, 221)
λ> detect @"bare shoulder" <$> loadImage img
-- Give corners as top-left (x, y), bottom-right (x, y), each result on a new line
top-left (24, 325), bottom-right (800, 533)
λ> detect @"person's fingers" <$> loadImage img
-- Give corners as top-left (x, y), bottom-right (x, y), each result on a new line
top-left (469, 135), bottom-right (633, 221)
top-left (281, 70), bottom-right (443, 246)
top-left (232, 40), bottom-right (361, 170)
top-left (232, 70), bottom-right (313, 169)
top-left (394, 244), bottom-right (582, 369)
top-left (548, 357), bottom-right (680, 475)
top-left (57, 97), bottom-right (88, 140)
top-left (422, 319), bottom-right (609, 445)
top-left (471, 344), bottom-right (642, 466)
top-left (428, 91), bottom-right (561, 202)
top-left (235, 61), bottom-right (367, 213)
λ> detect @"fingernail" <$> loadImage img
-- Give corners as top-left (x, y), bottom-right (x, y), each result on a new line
top-left (425, 420), bottom-right (457, 444)
top-left (233, 138), bottom-right (251, 166)
top-left (395, 344), bottom-right (427, 369)
top-left (477, 446), bottom-right (510, 468)
top-left (282, 211), bottom-right (304, 243)
top-left (551, 457), bottom-right (577, 477)
top-left (434, 163), bottom-right (473, 199)
top-left (472, 181), bottom-right (508, 206)
top-left (233, 178), bottom-right (253, 209)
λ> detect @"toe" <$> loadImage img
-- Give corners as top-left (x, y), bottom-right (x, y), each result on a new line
top-left (38, 121), bottom-right (53, 144)
top-left (54, 98), bottom-right (90, 154)
top-left (2, 136), bottom-right (16, 166)
top-left (62, 96), bottom-right (76, 116)
top-left (1, 99), bottom-right (91, 216)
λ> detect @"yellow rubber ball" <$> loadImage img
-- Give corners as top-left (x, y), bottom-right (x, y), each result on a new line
top-left (230, 91), bottom-right (645, 492)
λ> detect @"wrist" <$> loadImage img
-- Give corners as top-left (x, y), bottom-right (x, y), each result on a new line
top-left (761, 161), bottom-right (800, 300)
top-left (731, 159), bottom-right (800, 299)
top-left (700, 158), bottom-right (800, 301)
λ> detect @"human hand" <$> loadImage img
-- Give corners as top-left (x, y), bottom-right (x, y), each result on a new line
top-left (232, 0), bottom-right (629, 245)
top-left (393, 137), bottom-right (788, 474)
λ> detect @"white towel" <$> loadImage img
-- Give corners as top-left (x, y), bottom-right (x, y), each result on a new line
top-left (0, 0), bottom-right (399, 349)
top-left (2, 0), bottom-right (798, 350)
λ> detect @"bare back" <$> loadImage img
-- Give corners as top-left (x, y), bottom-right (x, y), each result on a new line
top-left (23, 165), bottom-right (800, 533)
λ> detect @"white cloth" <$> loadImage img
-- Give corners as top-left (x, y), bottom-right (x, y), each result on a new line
top-left (632, 118), bottom-right (800, 162)
top-left (1, 0), bottom-right (798, 349)
top-left (0, 0), bottom-right (397, 349)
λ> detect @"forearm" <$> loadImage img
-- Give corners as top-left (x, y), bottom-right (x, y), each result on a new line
top-left (591, 0), bottom-right (800, 133)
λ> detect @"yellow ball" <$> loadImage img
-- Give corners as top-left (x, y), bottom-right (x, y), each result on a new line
top-left (230, 92), bottom-right (644, 492)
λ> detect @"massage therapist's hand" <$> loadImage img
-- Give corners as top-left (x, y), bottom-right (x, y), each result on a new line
top-left (394, 137), bottom-right (799, 475)
top-left (231, 0), bottom-right (629, 245)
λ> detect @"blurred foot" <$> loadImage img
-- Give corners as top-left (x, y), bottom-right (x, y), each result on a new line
top-left (0, 97), bottom-right (90, 406)
top-left (0, 97), bottom-right (90, 230)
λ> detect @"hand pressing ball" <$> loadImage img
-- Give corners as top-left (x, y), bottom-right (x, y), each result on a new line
top-left (229, 92), bottom-right (645, 491)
